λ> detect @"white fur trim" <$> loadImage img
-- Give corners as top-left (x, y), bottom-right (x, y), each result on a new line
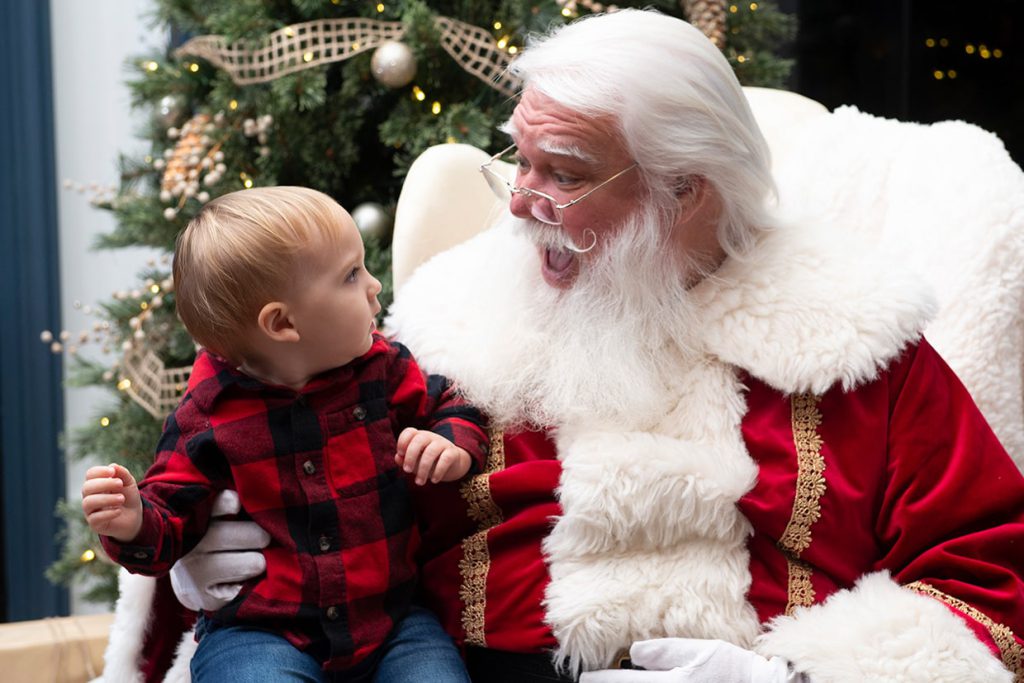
top-left (99, 570), bottom-right (152, 683)
top-left (694, 229), bottom-right (937, 395)
top-left (542, 363), bottom-right (761, 673)
top-left (163, 630), bottom-right (197, 683)
top-left (755, 571), bottom-right (1013, 682)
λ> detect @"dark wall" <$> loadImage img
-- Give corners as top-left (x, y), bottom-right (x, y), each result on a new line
top-left (780, 0), bottom-right (1023, 166)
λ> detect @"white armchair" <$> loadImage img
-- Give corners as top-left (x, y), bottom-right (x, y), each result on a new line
top-left (391, 87), bottom-right (1024, 469)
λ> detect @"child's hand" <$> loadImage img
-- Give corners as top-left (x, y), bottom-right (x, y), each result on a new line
top-left (82, 463), bottom-right (143, 542)
top-left (395, 428), bottom-right (472, 485)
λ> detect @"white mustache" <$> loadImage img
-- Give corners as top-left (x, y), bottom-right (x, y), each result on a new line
top-left (520, 222), bottom-right (598, 254)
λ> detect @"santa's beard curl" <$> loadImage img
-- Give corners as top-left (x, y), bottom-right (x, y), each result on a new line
top-left (468, 207), bottom-right (705, 432)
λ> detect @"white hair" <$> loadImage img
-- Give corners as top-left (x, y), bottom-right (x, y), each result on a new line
top-left (510, 9), bottom-right (777, 258)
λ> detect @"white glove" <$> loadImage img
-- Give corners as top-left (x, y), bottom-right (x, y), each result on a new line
top-left (579, 639), bottom-right (810, 683)
top-left (169, 490), bottom-right (271, 612)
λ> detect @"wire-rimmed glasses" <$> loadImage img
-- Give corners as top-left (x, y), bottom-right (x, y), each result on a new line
top-left (479, 144), bottom-right (637, 226)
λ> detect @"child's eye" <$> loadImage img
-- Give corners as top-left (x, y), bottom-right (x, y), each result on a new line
top-left (345, 267), bottom-right (360, 283)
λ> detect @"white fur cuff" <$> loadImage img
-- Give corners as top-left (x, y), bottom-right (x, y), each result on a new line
top-left (755, 571), bottom-right (1012, 683)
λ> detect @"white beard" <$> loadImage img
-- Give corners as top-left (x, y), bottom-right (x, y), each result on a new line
top-left (467, 208), bottom-right (703, 431)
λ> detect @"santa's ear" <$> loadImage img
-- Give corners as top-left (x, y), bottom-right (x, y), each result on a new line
top-left (256, 301), bottom-right (300, 343)
top-left (674, 175), bottom-right (708, 221)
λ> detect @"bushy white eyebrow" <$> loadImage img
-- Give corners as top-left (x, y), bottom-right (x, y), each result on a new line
top-left (497, 119), bottom-right (597, 164)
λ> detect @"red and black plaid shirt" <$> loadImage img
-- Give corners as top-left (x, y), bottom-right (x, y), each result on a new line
top-left (101, 334), bottom-right (488, 671)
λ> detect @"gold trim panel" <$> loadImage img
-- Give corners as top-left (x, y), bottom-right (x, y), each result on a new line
top-left (456, 428), bottom-right (507, 647)
top-left (779, 393), bottom-right (826, 557)
top-left (784, 555), bottom-right (815, 616)
top-left (907, 581), bottom-right (1023, 680)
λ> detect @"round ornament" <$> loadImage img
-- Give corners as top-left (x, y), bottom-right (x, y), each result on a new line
top-left (370, 41), bottom-right (417, 88)
top-left (156, 94), bottom-right (187, 128)
top-left (352, 202), bottom-right (393, 242)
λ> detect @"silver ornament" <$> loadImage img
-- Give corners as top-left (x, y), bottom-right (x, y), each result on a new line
top-left (370, 41), bottom-right (417, 89)
top-left (156, 94), bottom-right (186, 128)
top-left (351, 202), bottom-right (393, 242)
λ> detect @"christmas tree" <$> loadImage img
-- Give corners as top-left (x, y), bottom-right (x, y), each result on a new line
top-left (47, 0), bottom-right (795, 606)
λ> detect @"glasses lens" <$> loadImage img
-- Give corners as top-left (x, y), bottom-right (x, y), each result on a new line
top-left (482, 167), bottom-right (511, 200)
top-left (529, 196), bottom-right (561, 225)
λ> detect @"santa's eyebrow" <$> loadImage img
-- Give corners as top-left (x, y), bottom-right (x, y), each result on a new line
top-left (497, 121), bottom-right (597, 164)
top-left (535, 139), bottom-right (597, 163)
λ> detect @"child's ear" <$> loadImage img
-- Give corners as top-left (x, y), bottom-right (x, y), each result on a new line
top-left (256, 301), bottom-right (300, 343)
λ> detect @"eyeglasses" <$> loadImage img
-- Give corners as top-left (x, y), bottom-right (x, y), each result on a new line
top-left (479, 144), bottom-right (638, 226)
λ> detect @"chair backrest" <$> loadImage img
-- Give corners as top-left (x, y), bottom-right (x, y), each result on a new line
top-left (391, 88), bottom-right (1024, 468)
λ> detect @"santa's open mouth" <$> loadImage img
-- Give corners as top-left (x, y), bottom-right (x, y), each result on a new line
top-left (541, 246), bottom-right (577, 287)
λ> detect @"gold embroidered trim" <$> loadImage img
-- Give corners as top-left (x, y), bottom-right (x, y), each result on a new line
top-left (907, 581), bottom-right (1024, 679)
top-left (784, 555), bottom-right (815, 616)
top-left (778, 393), bottom-right (826, 557)
top-left (458, 530), bottom-right (491, 646)
top-left (457, 429), bottom-right (507, 647)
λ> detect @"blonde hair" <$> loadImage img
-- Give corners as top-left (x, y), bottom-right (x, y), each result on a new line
top-left (173, 186), bottom-right (347, 361)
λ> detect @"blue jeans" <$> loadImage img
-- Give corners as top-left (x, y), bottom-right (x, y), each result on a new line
top-left (191, 606), bottom-right (470, 682)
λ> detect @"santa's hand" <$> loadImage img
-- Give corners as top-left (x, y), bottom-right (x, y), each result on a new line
top-left (579, 639), bottom-right (809, 683)
top-left (169, 490), bottom-right (270, 612)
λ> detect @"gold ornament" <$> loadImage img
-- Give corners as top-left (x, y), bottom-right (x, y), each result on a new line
top-left (681, 0), bottom-right (728, 49)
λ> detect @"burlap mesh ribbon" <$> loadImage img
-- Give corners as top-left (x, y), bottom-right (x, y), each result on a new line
top-left (120, 346), bottom-right (192, 419)
top-left (174, 17), bottom-right (521, 95)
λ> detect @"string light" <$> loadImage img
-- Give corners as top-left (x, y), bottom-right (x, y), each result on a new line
top-left (493, 21), bottom-right (502, 30)
top-left (431, 101), bottom-right (442, 115)
top-left (303, 52), bottom-right (314, 63)
top-left (947, 70), bottom-right (957, 79)
top-left (939, 38), bottom-right (948, 47)
top-left (146, 61), bottom-right (159, 72)
top-left (749, 2), bottom-right (758, 10)
top-left (99, 417), bottom-right (110, 427)
top-left (497, 36), bottom-right (509, 49)
top-left (229, 100), bottom-right (239, 110)
top-left (80, 549), bottom-right (96, 563)
top-left (925, 38), bottom-right (936, 48)
top-left (966, 44), bottom-right (975, 54)
top-left (189, 63), bottom-right (200, 73)
top-left (508, 46), bottom-right (519, 55)
top-left (117, 378), bottom-right (132, 391)
top-left (933, 70), bottom-right (944, 80)
top-left (150, 284), bottom-right (160, 294)
top-left (412, 85), bottom-right (426, 101)
top-left (729, 5), bottom-right (738, 13)
top-left (737, 55), bottom-right (747, 63)
top-left (377, 3), bottom-right (385, 12)
top-left (561, 7), bottom-right (572, 17)
top-left (285, 27), bottom-right (294, 37)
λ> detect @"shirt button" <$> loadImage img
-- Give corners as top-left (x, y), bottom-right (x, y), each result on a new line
top-left (352, 405), bottom-right (367, 420)
top-left (326, 606), bottom-right (340, 620)
top-left (302, 460), bottom-right (315, 475)
top-left (318, 535), bottom-right (331, 552)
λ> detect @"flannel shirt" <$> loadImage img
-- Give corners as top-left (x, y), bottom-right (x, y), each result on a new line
top-left (101, 334), bottom-right (488, 671)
